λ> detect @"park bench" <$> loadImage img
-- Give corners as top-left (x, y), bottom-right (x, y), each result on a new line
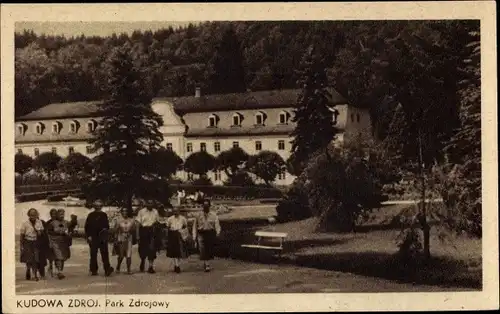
top-left (241, 230), bottom-right (288, 259)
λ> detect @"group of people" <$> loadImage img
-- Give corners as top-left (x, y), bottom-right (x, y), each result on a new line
top-left (19, 208), bottom-right (77, 281)
top-left (176, 189), bottom-right (205, 206)
top-left (19, 198), bottom-right (222, 281)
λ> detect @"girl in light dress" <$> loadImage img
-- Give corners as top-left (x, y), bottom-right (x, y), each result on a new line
top-left (112, 208), bottom-right (137, 274)
top-left (166, 207), bottom-right (189, 273)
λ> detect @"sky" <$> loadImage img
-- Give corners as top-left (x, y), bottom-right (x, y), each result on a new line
top-left (15, 21), bottom-right (195, 37)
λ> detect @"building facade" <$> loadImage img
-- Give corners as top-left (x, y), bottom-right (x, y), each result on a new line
top-left (15, 88), bottom-right (371, 186)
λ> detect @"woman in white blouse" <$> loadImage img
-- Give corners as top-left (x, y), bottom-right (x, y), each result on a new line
top-left (166, 207), bottom-right (189, 273)
top-left (20, 208), bottom-right (44, 281)
top-left (192, 199), bottom-right (221, 272)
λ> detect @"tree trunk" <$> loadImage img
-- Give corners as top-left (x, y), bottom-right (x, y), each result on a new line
top-left (418, 130), bottom-right (430, 260)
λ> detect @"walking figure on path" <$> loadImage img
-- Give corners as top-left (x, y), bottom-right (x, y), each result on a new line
top-left (47, 209), bottom-right (73, 279)
top-left (166, 207), bottom-right (189, 273)
top-left (44, 209), bottom-right (58, 277)
top-left (20, 208), bottom-right (44, 281)
top-left (111, 208), bottom-right (137, 274)
top-left (192, 199), bottom-right (221, 272)
top-left (135, 200), bottom-right (160, 273)
top-left (84, 200), bottom-right (114, 277)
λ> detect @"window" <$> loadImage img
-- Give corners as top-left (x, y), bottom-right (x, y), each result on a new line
top-left (17, 124), bottom-right (25, 135)
top-left (214, 142), bottom-right (221, 152)
top-left (34, 148), bottom-right (39, 157)
top-left (279, 112), bottom-right (288, 124)
top-left (200, 142), bottom-right (206, 152)
top-left (186, 143), bottom-right (193, 152)
top-left (356, 113), bottom-right (360, 123)
top-left (86, 146), bottom-right (94, 154)
top-left (52, 122), bottom-right (60, 134)
top-left (87, 120), bottom-right (96, 133)
top-left (17, 149), bottom-right (23, 154)
top-left (255, 112), bottom-right (265, 125)
top-left (166, 143), bottom-right (173, 151)
top-left (35, 123), bottom-right (43, 135)
top-left (278, 140), bottom-right (285, 150)
top-left (70, 121), bottom-right (78, 133)
top-left (232, 141), bottom-right (239, 148)
top-left (68, 146), bottom-right (75, 154)
top-left (208, 114), bottom-right (218, 127)
top-left (255, 141), bottom-right (262, 151)
top-left (187, 173), bottom-right (194, 181)
top-left (232, 113), bottom-right (241, 126)
top-left (51, 147), bottom-right (57, 154)
top-left (351, 113), bottom-right (355, 122)
top-left (214, 171), bottom-right (222, 181)
top-left (278, 172), bottom-right (286, 180)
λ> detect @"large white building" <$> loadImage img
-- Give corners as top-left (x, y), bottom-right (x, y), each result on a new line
top-left (15, 88), bottom-right (372, 185)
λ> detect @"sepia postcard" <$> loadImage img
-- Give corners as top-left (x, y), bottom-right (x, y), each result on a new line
top-left (1, 2), bottom-right (498, 313)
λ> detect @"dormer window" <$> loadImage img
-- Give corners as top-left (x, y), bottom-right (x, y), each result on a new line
top-left (35, 122), bottom-right (44, 135)
top-left (232, 113), bottom-right (242, 127)
top-left (52, 122), bottom-right (61, 134)
top-left (255, 111), bottom-right (265, 126)
top-left (208, 114), bottom-right (218, 128)
top-left (69, 120), bottom-right (79, 134)
top-left (17, 123), bottom-right (26, 136)
top-left (87, 120), bottom-right (97, 133)
top-left (279, 111), bottom-right (288, 124)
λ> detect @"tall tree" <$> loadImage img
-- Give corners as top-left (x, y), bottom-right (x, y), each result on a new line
top-left (183, 151), bottom-right (216, 179)
top-left (33, 152), bottom-right (62, 183)
top-left (208, 26), bottom-right (246, 94)
top-left (247, 151), bottom-right (286, 186)
top-left (87, 43), bottom-right (164, 209)
top-left (289, 45), bottom-right (337, 175)
top-left (215, 147), bottom-right (249, 180)
top-left (15, 153), bottom-right (34, 183)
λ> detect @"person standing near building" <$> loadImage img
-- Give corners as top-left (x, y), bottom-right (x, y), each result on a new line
top-left (111, 208), bottom-right (136, 274)
top-left (20, 208), bottom-right (44, 281)
top-left (47, 209), bottom-right (72, 279)
top-left (166, 207), bottom-right (189, 273)
top-left (192, 199), bottom-right (221, 272)
top-left (135, 200), bottom-right (160, 273)
top-left (44, 209), bottom-right (58, 277)
top-left (84, 200), bottom-right (114, 277)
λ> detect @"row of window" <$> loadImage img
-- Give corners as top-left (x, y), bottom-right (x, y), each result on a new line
top-left (351, 113), bottom-right (361, 123)
top-left (186, 171), bottom-right (287, 181)
top-left (184, 140), bottom-right (286, 153)
top-left (17, 120), bottom-right (97, 136)
top-left (208, 111), bottom-right (289, 128)
top-left (18, 145), bottom-right (97, 156)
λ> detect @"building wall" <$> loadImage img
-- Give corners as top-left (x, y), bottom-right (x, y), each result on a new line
top-left (15, 141), bottom-right (97, 158)
top-left (15, 117), bottom-right (98, 144)
top-left (343, 106), bottom-right (372, 142)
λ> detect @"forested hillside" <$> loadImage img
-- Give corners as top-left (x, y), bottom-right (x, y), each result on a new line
top-left (15, 20), bottom-right (478, 148)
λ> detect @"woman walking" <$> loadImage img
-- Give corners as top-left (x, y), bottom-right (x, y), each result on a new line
top-left (47, 209), bottom-right (72, 279)
top-left (192, 199), bottom-right (221, 272)
top-left (20, 208), bottom-right (44, 281)
top-left (111, 208), bottom-right (136, 274)
top-left (166, 208), bottom-right (189, 273)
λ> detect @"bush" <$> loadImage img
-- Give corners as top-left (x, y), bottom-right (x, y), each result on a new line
top-left (276, 178), bottom-right (311, 222)
top-left (47, 194), bottom-right (65, 202)
top-left (190, 176), bottom-right (213, 186)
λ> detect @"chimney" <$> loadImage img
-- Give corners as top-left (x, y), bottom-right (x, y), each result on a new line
top-left (195, 87), bottom-right (201, 98)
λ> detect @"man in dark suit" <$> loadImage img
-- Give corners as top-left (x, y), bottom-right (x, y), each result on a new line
top-left (84, 200), bottom-right (114, 276)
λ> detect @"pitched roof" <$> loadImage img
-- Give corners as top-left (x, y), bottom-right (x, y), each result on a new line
top-left (17, 101), bottom-right (104, 121)
top-left (16, 88), bottom-right (348, 121)
top-left (156, 88), bottom-right (347, 114)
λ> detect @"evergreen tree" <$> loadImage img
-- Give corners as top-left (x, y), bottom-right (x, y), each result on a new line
top-left (87, 43), bottom-right (164, 210)
top-left (289, 45), bottom-right (337, 175)
top-left (208, 26), bottom-right (246, 94)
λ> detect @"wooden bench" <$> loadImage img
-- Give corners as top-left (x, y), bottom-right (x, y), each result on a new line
top-left (241, 231), bottom-right (288, 259)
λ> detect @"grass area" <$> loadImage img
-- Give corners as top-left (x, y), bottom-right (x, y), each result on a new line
top-left (220, 204), bottom-right (482, 289)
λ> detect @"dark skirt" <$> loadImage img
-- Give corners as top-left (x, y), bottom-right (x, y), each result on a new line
top-left (138, 226), bottom-right (157, 260)
top-left (197, 230), bottom-right (216, 261)
top-left (166, 230), bottom-right (188, 258)
top-left (20, 239), bottom-right (40, 265)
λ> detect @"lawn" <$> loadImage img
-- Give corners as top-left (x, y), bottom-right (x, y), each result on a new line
top-left (222, 203), bottom-right (482, 289)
